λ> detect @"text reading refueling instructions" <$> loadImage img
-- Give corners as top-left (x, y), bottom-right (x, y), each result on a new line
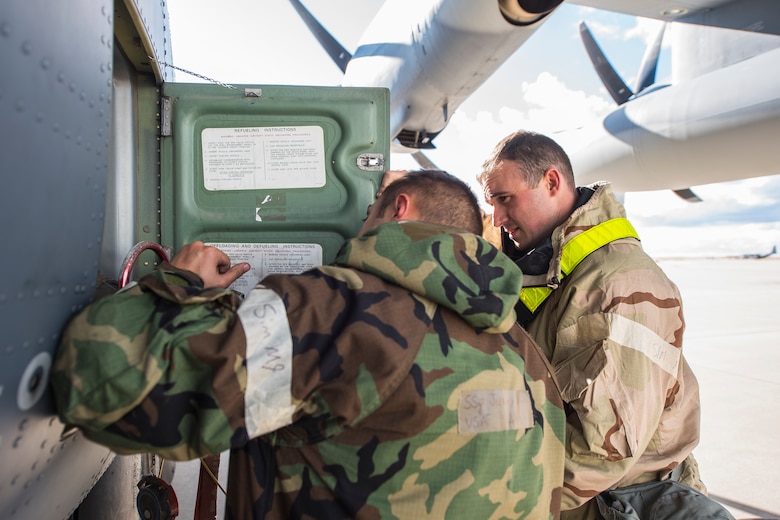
top-left (202, 126), bottom-right (326, 191)
top-left (207, 242), bottom-right (323, 296)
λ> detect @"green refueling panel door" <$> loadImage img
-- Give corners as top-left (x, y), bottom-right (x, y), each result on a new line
top-left (160, 83), bottom-right (389, 295)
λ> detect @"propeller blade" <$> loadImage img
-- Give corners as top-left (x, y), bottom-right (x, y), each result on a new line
top-left (411, 151), bottom-right (440, 170)
top-left (579, 21), bottom-right (632, 105)
top-left (635, 23), bottom-right (667, 94)
top-left (673, 188), bottom-right (703, 202)
top-left (288, 0), bottom-right (352, 73)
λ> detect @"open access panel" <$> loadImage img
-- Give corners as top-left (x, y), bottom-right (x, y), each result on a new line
top-left (160, 84), bottom-right (389, 295)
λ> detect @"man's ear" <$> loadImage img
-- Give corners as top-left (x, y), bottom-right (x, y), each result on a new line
top-left (544, 168), bottom-right (562, 195)
top-left (391, 193), bottom-right (414, 221)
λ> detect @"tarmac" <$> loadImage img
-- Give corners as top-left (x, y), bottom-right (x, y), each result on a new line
top-left (657, 258), bottom-right (780, 519)
top-left (170, 257), bottom-right (780, 519)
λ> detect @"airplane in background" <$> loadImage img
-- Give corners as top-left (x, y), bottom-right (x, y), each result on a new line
top-left (2, 1), bottom-right (780, 519)
top-left (742, 245), bottom-right (777, 259)
top-left (290, 0), bottom-right (780, 200)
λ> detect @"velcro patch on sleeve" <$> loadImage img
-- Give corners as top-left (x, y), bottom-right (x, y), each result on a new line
top-left (458, 390), bottom-right (533, 434)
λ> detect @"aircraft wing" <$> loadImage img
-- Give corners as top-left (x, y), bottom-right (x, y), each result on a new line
top-left (567, 0), bottom-right (780, 35)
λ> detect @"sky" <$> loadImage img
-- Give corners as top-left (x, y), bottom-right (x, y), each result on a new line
top-left (164, 0), bottom-right (780, 259)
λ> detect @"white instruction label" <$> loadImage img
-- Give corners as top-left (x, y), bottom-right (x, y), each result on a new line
top-left (201, 126), bottom-right (326, 191)
top-left (207, 242), bottom-right (323, 296)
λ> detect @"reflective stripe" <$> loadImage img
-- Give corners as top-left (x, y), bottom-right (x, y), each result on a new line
top-left (607, 313), bottom-right (681, 376)
top-left (519, 218), bottom-right (639, 313)
top-left (238, 286), bottom-right (296, 438)
top-left (560, 218), bottom-right (638, 276)
top-left (519, 286), bottom-right (552, 313)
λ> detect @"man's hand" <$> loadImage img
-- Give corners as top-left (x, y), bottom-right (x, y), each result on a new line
top-left (170, 241), bottom-right (250, 289)
top-left (376, 169), bottom-right (408, 198)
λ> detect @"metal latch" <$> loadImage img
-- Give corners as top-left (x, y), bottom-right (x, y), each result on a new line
top-left (356, 153), bottom-right (384, 171)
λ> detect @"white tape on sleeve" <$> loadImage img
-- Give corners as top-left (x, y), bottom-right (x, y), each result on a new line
top-left (238, 285), bottom-right (296, 438)
top-left (607, 313), bottom-right (681, 376)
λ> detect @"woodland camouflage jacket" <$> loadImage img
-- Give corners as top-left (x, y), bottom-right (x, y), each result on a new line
top-left (53, 221), bottom-right (566, 519)
top-left (519, 183), bottom-right (704, 518)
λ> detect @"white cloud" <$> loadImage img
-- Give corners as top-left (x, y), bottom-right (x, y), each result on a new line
top-left (586, 19), bottom-right (622, 40)
top-left (622, 173), bottom-right (780, 257)
top-left (634, 222), bottom-right (780, 258)
top-left (392, 71), bottom-right (614, 187)
top-left (625, 17), bottom-right (667, 47)
top-left (626, 175), bottom-right (780, 226)
top-left (522, 72), bottom-right (613, 132)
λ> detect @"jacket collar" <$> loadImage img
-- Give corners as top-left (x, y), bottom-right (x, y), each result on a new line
top-left (511, 183), bottom-right (601, 283)
top-left (335, 221), bottom-right (523, 332)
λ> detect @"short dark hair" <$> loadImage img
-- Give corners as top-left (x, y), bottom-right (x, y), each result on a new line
top-left (478, 131), bottom-right (575, 190)
top-left (377, 170), bottom-right (483, 235)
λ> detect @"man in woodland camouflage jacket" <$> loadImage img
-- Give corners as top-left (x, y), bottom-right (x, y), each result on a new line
top-left (53, 170), bottom-right (566, 519)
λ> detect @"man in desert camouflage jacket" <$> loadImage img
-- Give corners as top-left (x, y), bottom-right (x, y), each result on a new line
top-left (52, 170), bottom-right (566, 519)
top-left (478, 132), bottom-right (705, 519)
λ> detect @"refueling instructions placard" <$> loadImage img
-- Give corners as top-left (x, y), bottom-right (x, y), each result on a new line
top-left (208, 242), bottom-right (323, 296)
top-left (202, 126), bottom-right (326, 191)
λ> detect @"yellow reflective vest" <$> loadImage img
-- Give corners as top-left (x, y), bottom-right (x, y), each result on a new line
top-left (518, 217), bottom-right (639, 315)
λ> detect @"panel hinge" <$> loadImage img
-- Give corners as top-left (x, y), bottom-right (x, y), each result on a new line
top-left (160, 96), bottom-right (172, 137)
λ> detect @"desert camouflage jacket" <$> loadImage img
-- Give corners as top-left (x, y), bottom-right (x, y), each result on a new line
top-left (53, 221), bottom-right (566, 519)
top-left (518, 183), bottom-right (704, 518)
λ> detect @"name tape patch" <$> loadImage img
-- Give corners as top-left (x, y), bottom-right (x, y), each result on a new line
top-left (458, 389), bottom-right (534, 434)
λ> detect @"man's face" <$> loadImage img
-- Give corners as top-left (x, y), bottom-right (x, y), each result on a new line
top-left (482, 161), bottom-right (557, 251)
